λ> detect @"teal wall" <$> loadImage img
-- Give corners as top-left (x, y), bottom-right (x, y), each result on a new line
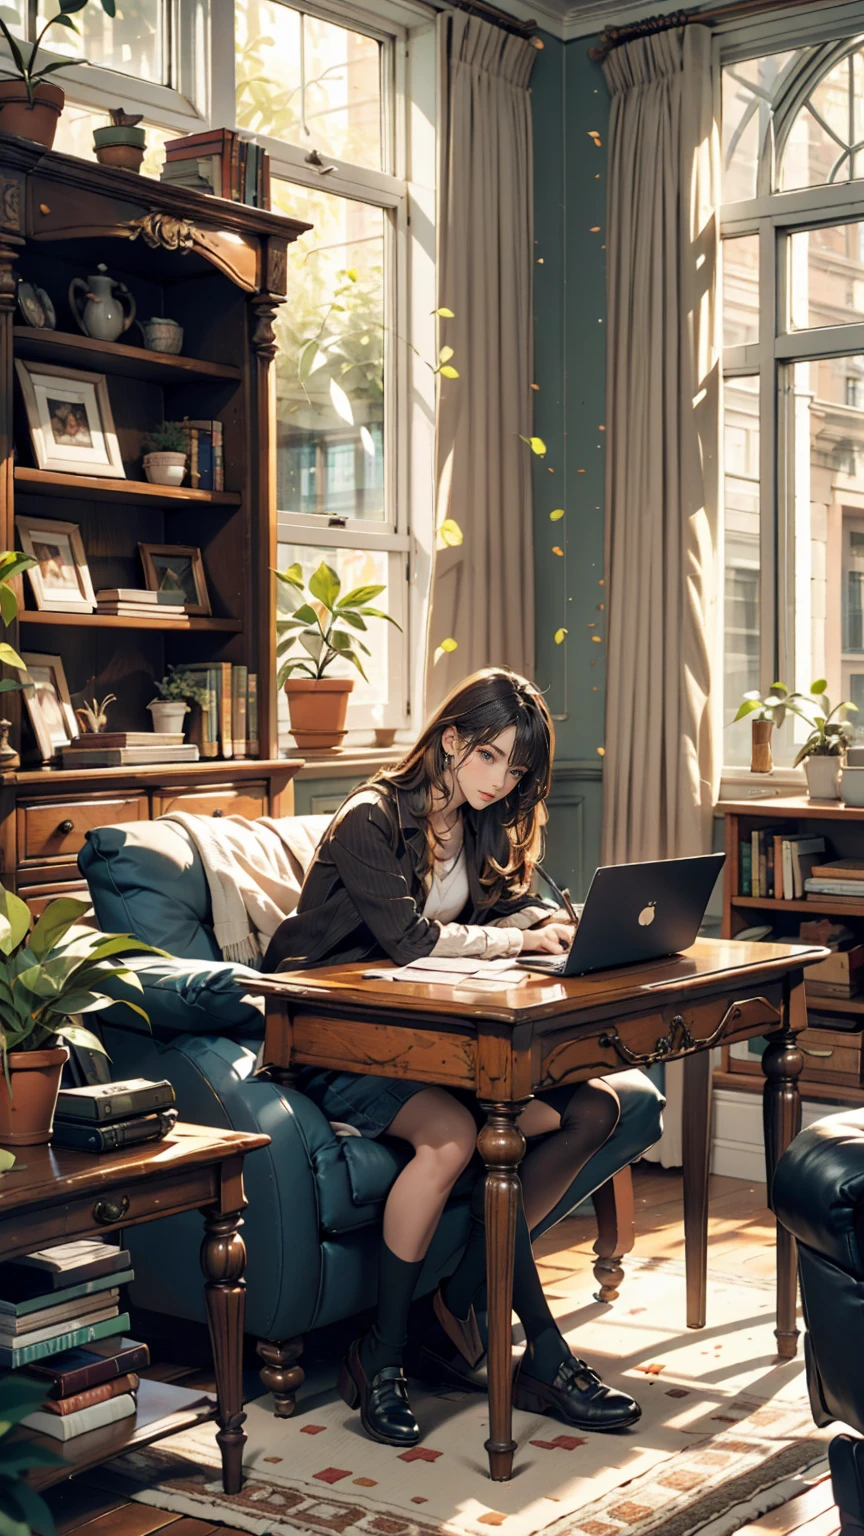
top-left (531, 32), bottom-right (610, 897)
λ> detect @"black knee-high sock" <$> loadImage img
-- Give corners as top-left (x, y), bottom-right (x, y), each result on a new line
top-left (360, 1242), bottom-right (425, 1377)
top-left (443, 1182), bottom-right (569, 1380)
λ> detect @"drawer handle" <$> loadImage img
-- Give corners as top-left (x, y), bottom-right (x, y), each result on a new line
top-left (598, 997), bottom-right (780, 1068)
top-left (212, 808), bottom-right (224, 818)
top-left (58, 819), bottom-right (74, 835)
top-left (92, 1195), bottom-right (129, 1225)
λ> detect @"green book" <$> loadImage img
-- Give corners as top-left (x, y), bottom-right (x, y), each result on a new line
top-left (0, 1268), bottom-right (134, 1319)
top-left (0, 1311), bottom-right (130, 1368)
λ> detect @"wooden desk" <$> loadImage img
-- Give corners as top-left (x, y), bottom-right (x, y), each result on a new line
top-left (0, 1121), bottom-right (270, 1495)
top-left (253, 935), bottom-right (827, 1482)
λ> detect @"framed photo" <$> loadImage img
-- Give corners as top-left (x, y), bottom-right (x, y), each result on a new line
top-left (21, 652), bottom-right (78, 763)
top-left (16, 516), bottom-right (96, 613)
top-left (15, 359), bottom-right (124, 478)
top-left (139, 543), bottom-right (211, 616)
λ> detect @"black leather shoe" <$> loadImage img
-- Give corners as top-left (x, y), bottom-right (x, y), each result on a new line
top-left (513, 1352), bottom-right (641, 1431)
top-left (337, 1339), bottom-right (420, 1447)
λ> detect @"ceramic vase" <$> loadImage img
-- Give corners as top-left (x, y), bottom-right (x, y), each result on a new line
top-left (143, 451), bottom-right (186, 487)
top-left (148, 700), bottom-right (188, 734)
top-left (750, 720), bottom-right (773, 773)
top-left (69, 267), bottom-right (137, 342)
top-left (805, 754), bottom-right (842, 800)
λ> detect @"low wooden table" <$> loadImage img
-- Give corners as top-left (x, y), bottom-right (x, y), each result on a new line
top-left (251, 935), bottom-right (828, 1482)
top-left (0, 1121), bottom-right (270, 1495)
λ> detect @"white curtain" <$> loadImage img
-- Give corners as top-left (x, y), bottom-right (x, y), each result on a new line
top-left (425, 10), bottom-right (538, 710)
top-left (601, 26), bottom-right (722, 1164)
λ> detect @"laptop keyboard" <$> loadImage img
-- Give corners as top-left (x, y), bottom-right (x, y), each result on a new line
top-left (520, 954), bottom-right (567, 973)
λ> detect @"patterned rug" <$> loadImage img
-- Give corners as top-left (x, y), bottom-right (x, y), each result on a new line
top-left (114, 1258), bottom-right (831, 1536)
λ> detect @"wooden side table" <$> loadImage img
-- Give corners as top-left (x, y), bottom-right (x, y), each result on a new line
top-left (0, 1121), bottom-right (270, 1495)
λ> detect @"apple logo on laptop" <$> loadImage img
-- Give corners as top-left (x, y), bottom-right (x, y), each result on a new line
top-left (638, 902), bottom-right (656, 927)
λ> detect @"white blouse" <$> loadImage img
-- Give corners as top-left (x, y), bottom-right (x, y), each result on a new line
top-left (421, 845), bottom-right (554, 959)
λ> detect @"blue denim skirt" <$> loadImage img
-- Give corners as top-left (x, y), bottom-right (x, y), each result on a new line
top-left (297, 1067), bottom-right (429, 1138)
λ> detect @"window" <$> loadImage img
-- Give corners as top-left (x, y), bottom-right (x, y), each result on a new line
top-left (721, 32), bottom-right (864, 765)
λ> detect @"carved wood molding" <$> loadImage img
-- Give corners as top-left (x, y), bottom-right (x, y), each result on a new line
top-left (251, 295), bottom-right (280, 359)
top-left (0, 231), bottom-right (21, 313)
top-left (125, 211), bottom-right (197, 253)
top-left (0, 175), bottom-right (22, 234)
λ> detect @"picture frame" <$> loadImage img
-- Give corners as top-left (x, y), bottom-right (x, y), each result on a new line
top-left (15, 359), bottom-right (125, 478)
top-left (21, 652), bottom-right (78, 763)
top-left (16, 516), bottom-right (96, 613)
top-left (139, 543), bottom-right (211, 616)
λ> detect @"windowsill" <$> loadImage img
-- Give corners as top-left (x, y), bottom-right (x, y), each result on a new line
top-left (282, 744), bottom-right (407, 779)
top-left (718, 765), bottom-right (807, 805)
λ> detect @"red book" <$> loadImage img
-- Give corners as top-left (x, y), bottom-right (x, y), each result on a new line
top-left (43, 1372), bottom-right (139, 1415)
top-left (165, 128), bottom-right (232, 156)
top-left (25, 1336), bottom-right (150, 1398)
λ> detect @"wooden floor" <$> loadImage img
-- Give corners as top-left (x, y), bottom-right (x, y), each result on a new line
top-left (42, 1165), bottom-right (842, 1536)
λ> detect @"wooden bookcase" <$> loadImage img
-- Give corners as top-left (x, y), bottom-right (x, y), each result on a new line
top-left (0, 134), bottom-right (310, 904)
top-left (719, 795), bottom-right (864, 1105)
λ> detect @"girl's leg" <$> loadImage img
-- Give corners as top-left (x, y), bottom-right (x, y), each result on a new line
top-left (518, 1079), bottom-right (621, 1231)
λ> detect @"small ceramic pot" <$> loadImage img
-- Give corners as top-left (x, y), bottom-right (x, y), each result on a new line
top-left (148, 700), bottom-right (188, 734)
top-left (143, 451), bottom-right (186, 487)
top-left (750, 719), bottom-right (773, 774)
top-left (805, 754), bottom-right (843, 800)
top-left (140, 317), bottom-right (183, 354)
top-left (374, 727), bottom-right (397, 749)
top-left (284, 677), bottom-right (354, 751)
top-left (0, 81), bottom-right (64, 149)
top-left (840, 766), bottom-right (864, 807)
top-left (93, 124), bottom-right (146, 172)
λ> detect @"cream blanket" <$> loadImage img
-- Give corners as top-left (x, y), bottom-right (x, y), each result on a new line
top-left (161, 812), bottom-right (332, 966)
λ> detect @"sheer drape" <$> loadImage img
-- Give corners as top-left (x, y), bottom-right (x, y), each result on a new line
top-left (425, 11), bottom-right (538, 709)
top-left (601, 27), bottom-right (722, 1163)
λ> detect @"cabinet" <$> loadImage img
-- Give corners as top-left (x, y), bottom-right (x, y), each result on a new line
top-left (719, 795), bottom-right (864, 1105)
top-left (0, 134), bottom-right (309, 893)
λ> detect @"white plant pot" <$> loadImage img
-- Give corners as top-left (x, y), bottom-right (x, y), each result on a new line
top-left (805, 754), bottom-right (842, 800)
top-left (143, 451), bottom-right (186, 487)
top-left (148, 700), bottom-right (188, 735)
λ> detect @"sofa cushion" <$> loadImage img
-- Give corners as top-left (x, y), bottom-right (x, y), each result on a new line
top-left (80, 821), bottom-right (219, 960)
top-left (98, 953), bottom-right (265, 1039)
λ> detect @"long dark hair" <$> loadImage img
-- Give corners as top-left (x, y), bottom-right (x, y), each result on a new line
top-left (373, 668), bottom-right (555, 907)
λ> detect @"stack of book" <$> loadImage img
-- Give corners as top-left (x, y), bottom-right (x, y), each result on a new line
top-left (739, 827), bottom-right (827, 899)
top-left (805, 858), bottom-right (864, 911)
top-left (61, 734), bottom-right (199, 768)
top-left (0, 1239), bottom-right (133, 1377)
top-left (51, 1078), bottom-right (178, 1153)
top-left (161, 128), bottom-right (271, 208)
top-left (23, 1330), bottom-right (150, 1443)
top-left (95, 589), bottom-right (186, 619)
top-left (186, 662), bottom-right (258, 759)
top-left (181, 419), bottom-right (224, 491)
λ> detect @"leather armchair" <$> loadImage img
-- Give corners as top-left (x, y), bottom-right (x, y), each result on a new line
top-left (774, 1109), bottom-right (864, 1536)
top-left (79, 817), bottom-right (665, 1413)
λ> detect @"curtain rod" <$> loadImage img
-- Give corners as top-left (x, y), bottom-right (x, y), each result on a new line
top-left (442, 0), bottom-right (543, 43)
top-left (588, 0), bottom-right (820, 61)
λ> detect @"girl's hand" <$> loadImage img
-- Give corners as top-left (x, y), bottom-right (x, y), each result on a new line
top-left (536, 906), bottom-right (579, 929)
top-left (521, 922), bottom-right (573, 954)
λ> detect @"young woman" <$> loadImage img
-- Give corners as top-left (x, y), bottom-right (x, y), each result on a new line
top-left (264, 668), bottom-right (641, 1447)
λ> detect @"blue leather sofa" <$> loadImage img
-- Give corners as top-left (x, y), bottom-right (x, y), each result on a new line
top-left (79, 816), bottom-right (665, 1413)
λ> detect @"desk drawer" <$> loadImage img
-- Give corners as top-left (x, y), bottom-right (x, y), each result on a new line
top-left (152, 783), bottom-right (268, 821)
top-left (19, 794), bottom-right (149, 863)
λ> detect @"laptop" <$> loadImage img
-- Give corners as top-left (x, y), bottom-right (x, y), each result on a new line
top-left (521, 853), bottom-right (726, 977)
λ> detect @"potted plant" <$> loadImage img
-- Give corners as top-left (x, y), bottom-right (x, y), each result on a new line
top-left (793, 680), bottom-right (858, 800)
top-left (93, 106), bottom-right (146, 171)
top-left (731, 681), bottom-right (813, 773)
top-left (0, 889), bottom-right (158, 1146)
top-left (149, 667), bottom-right (210, 735)
top-left (142, 422), bottom-right (187, 487)
top-left (0, 1370), bottom-right (64, 1535)
top-left (275, 560), bottom-right (401, 750)
top-left (0, 0), bottom-right (117, 150)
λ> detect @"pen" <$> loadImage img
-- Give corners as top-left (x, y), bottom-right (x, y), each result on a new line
top-left (559, 887), bottom-right (580, 926)
top-left (537, 865), bottom-right (580, 925)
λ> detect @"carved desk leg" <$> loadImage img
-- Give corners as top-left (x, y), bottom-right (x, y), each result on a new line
top-left (683, 1050), bottom-right (713, 1330)
top-left (478, 1103), bottom-right (527, 1482)
top-left (200, 1207), bottom-right (248, 1494)
top-left (762, 975), bottom-right (805, 1360)
top-left (592, 1167), bottom-right (635, 1302)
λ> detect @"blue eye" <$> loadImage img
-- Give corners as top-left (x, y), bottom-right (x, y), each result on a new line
top-left (480, 749), bottom-right (493, 761)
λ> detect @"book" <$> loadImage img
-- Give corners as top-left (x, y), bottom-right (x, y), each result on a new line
top-left (95, 589), bottom-right (161, 603)
top-left (55, 1079), bottom-right (176, 1124)
top-left (22, 1390), bottom-right (136, 1441)
top-left (739, 839), bottom-right (752, 896)
top-left (185, 665), bottom-right (220, 758)
top-left (0, 1311), bottom-right (130, 1368)
top-left (63, 734), bottom-right (183, 750)
top-left (42, 1371), bottom-right (139, 1416)
top-left (220, 661), bottom-right (233, 758)
top-left (2, 1240), bottom-right (129, 1286)
top-left (51, 1107), bottom-right (179, 1153)
top-left (232, 664), bottom-right (248, 759)
top-left (0, 1286), bottom-right (121, 1330)
top-left (25, 1335), bottom-right (150, 1397)
top-left (247, 672), bottom-right (258, 755)
top-left (805, 879), bottom-right (864, 897)
top-left (0, 1300), bottom-right (118, 1348)
top-left (809, 860), bottom-right (864, 881)
top-left (213, 418), bottom-right (224, 490)
top-left (0, 1267), bottom-right (133, 1317)
top-left (751, 829), bottom-right (760, 899)
top-left (60, 746), bottom-right (200, 767)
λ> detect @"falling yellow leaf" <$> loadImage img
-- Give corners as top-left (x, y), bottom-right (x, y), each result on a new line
top-left (531, 383), bottom-right (540, 391)
top-left (518, 435), bottom-right (546, 456)
top-left (599, 424), bottom-right (605, 431)
top-left (577, 468), bottom-right (586, 474)
top-left (554, 628), bottom-right (568, 644)
top-left (439, 345), bottom-right (454, 364)
top-left (440, 637), bottom-right (458, 653)
top-left (438, 365), bottom-right (459, 379)
top-left (588, 130), bottom-right (602, 146)
top-left (590, 226), bottom-right (601, 232)
top-left (591, 635), bottom-right (602, 643)
top-left (597, 746), bottom-right (605, 756)
top-left (552, 546), bottom-right (564, 556)
top-left (436, 518), bottom-right (463, 549)
top-left (550, 508), bottom-right (565, 521)
top-left (0, 1149), bottom-right (15, 1172)
top-left (599, 603), bottom-right (605, 610)
top-left (537, 258), bottom-right (544, 264)
top-left (599, 578), bottom-right (605, 585)
top-left (432, 306), bottom-right (455, 318)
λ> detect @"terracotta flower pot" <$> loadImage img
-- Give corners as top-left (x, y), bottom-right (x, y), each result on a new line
top-left (0, 1045), bottom-right (69, 1146)
top-left (0, 81), bottom-right (64, 150)
top-left (93, 123), bottom-right (146, 172)
top-left (750, 719), bottom-right (773, 773)
top-left (283, 676), bottom-right (354, 751)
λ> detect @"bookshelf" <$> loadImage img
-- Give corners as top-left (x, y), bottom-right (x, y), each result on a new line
top-left (0, 134), bottom-right (311, 906)
top-left (719, 796), bottom-right (864, 1105)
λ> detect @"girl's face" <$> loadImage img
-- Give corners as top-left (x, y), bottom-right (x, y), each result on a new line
top-left (441, 723), bottom-right (527, 812)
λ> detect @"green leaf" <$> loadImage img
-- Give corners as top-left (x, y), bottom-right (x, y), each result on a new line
top-left (0, 680), bottom-right (24, 695)
top-left (554, 628), bottom-right (567, 644)
top-left (438, 365), bottom-right (459, 379)
top-left (436, 519), bottom-right (463, 548)
top-left (49, 13), bottom-right (77, 26)
top-left (0, 553), bottom-right (36, 583)
top-left (274, 563), bottom-right (304, 590)
top-left (299, 631), bottom-right (324, 662)
top-left (0, 891), bottom-right (30, 958)
top-left (0, 1149), bottom-right (13, 1172)
top-left (100, 0), bottom-right (116, 15)
top-left (0, 643), bottom-right (25, 672)
top-left (290, 603), bottom-right (320, 627)
top-left (549, 508), bottom-right (565, 522)
top-left (432, 306), bottom-right (455, 318)
top-left (48, 1020), bottom-right (111, 1051)
top-left (357, 607), bottom-right (402, 629)
top-left (811, 678), bottom-right (828, 695)
top-left (337, 649), bottom-right (369, 682)
top-left (518, 435), bottom-right (547, 456)
top-left (1, 1477), bottom-right (60, 1535)
top-left (0, 586), bottom-right (17, 627)
top-left (337, 584), bottom-right (385, 609)
top-left (29, 898), bottom-right (91, 961)
top-left (439, 637), bottom-right (458, 653)
top-left (732, 698), bottom-right (763, 722)
top-left (337, 610), bottom-right (367, 631)
top-left (439, 345), bottom-right (454, 365)
top-left (308, 561), bottom-right (341, 611)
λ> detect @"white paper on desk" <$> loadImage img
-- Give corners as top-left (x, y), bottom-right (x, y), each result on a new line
top-left (363, 957), bottom-right (531, 988)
